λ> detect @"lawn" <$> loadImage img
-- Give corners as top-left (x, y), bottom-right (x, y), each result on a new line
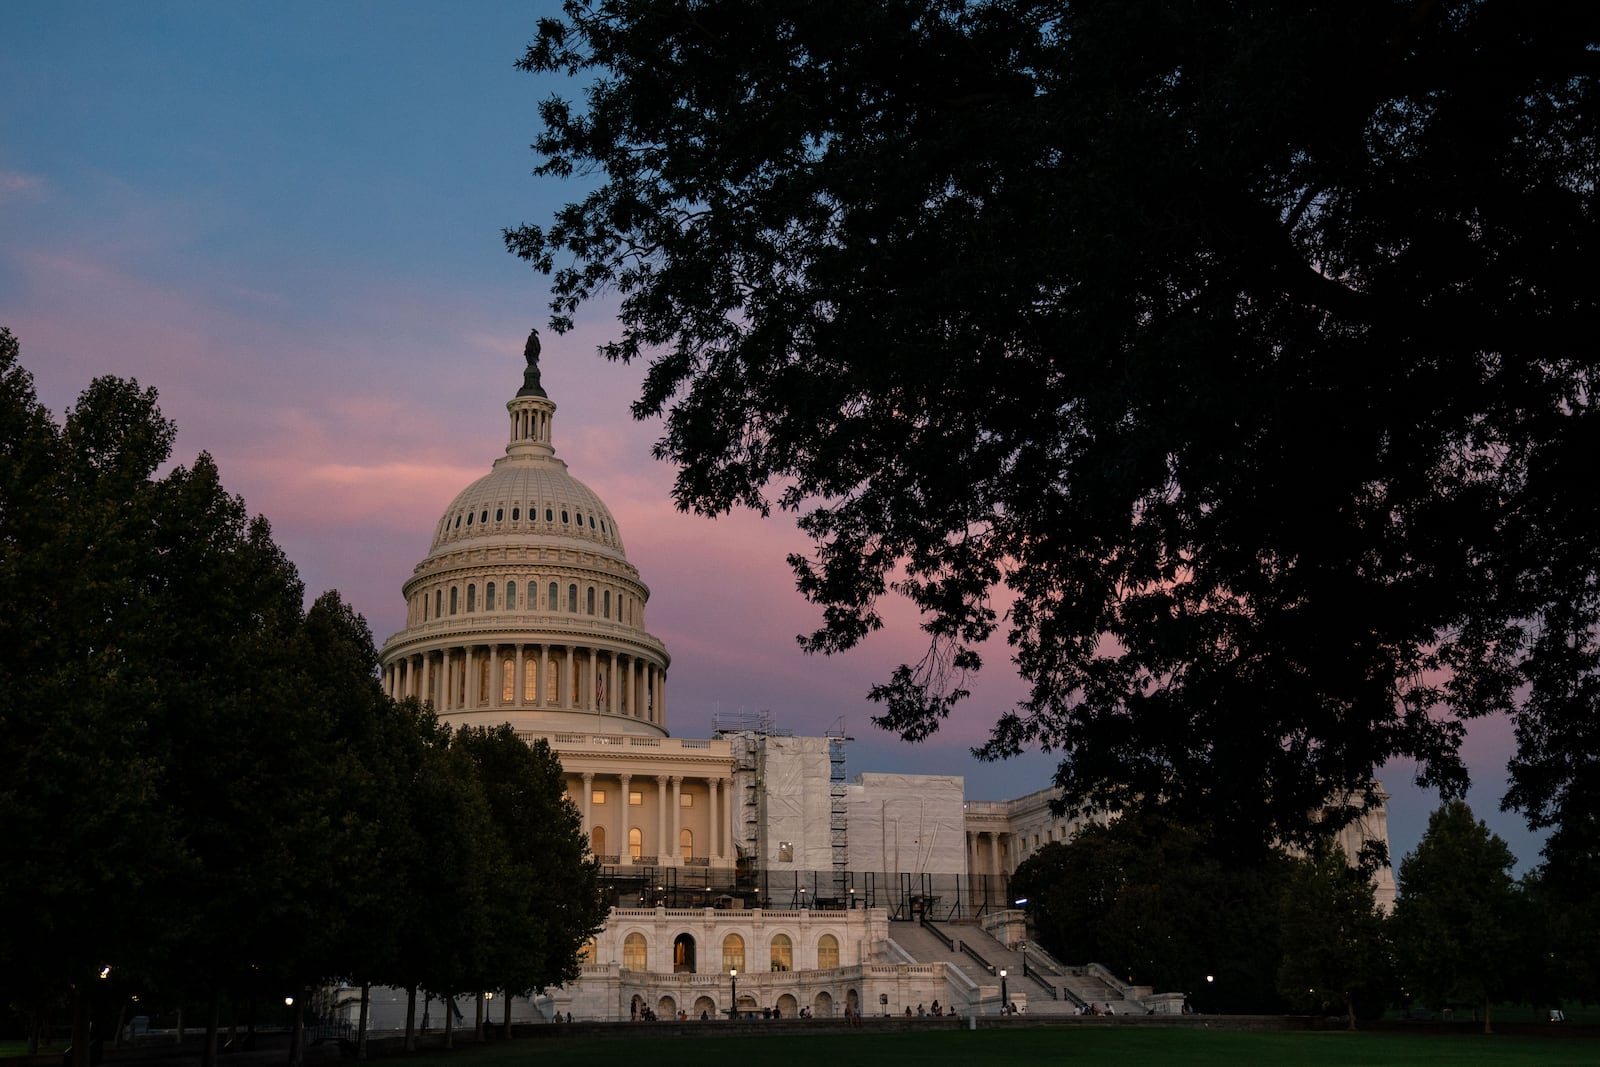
top-left (396, 1026), bottom-right (1599, 1067)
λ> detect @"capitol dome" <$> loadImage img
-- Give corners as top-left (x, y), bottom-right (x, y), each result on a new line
top-left (379, 330), bottom-right (671, 737)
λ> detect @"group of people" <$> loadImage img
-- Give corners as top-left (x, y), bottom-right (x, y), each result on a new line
top-left (1077, 1002), bottom-right (1115, 1015)
top-left (905, 1000), bottom-right (952, 1017)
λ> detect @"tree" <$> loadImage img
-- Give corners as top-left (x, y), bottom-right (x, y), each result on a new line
top-left (1276, 841), bottom-right (1393, 1029)
top-left (1008, 815), bottom-right (1292, 1012)
top-left (449, 728), bottom-right (604, 1028)
top-left (1392, 801), bottom-right (1519, 1033)
top-left (510, 1), bottom-right (1600, 853)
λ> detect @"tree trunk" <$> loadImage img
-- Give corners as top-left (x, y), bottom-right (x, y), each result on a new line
top-left (1345, 992), bottom-right (1356, 1032)
top-left (443, 996), bottom-right (454, 1050)
top-left (356, 982), bottom-right (370, 1061)
top-left (68, 983), bottom-right (90, 1067)
top-left (1482, 995), bottom-right (1493, 1035)
top-left (289, 994), bottom-right (304, 1067)
top-left (474, 992), bottom-right (484, 1043)
top-left (502, 992), bottom-right (512, 1036)
top-left (403, 987), bottom-right (416, 1053)
top-left (174, 1006), bottom-right (185, 1047)
top-left (202, 995), bottom-right (220, 1067)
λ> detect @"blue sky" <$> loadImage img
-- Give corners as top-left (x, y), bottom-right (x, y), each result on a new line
top-left (1, 2), bottom-right (1546, 871)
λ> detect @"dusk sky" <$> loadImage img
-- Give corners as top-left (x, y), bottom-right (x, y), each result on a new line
top-left (2, 2), bottom-right (1545, 870)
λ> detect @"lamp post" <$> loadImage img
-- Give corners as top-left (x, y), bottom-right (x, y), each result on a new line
top-left (999, 969), bottom-right (1008, 1015)
top-left (729, 968), bottom-right (737, 1021)
top-left (848, 887), bottom-right (856, 909)
top-left (1021, 940), bottom-right (1027, 979)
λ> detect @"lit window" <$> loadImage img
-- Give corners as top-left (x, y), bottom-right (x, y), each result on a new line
top-left (817, 935), bottom-right (839, 969)
top-left (722, 934), bottom-right (745, 974)
top-left (628, 827), bottom-right (642, 859)
top-left (629, 791), bottom-right (643, 806)
top-left (770, 934), bottom-right (792, 972)
top-left (501, 659), bottom-right (513, 703)
top-left (592, 790), bottom-right (606, 805)
top-left (624, 933), bottom-right (647, 971)
top-left (680, 829), bottom-right (693, 859)
top-left (680, 793), bottom-right (693, 807)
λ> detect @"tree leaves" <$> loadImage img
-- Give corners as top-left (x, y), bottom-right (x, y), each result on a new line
top-left (511, 0), bottom-right (1600, 854)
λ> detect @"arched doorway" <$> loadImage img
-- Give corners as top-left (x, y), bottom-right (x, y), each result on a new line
top-left (629, 994), bottom-right (646, 1020)
top-left (735, 993), bottom-right (759, 1019)
top-left (657, 995), bottom-right (677, 1019)
top-left (846, 988), bottom-right (860, 1014)
top-left (692, 995), bottom-right (716, 1020)
top-left (813, 990), bottom-right (834, 1017)
top-left (776, 993), bottom-right (798, 1018)
top-left (673, 932), bottom-right (697, 973)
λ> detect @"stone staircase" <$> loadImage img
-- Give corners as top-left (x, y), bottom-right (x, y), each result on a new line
top-left (892, 920), bottom-right (1159, 1016)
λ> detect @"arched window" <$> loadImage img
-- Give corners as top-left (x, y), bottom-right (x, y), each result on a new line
top-left (449, 587), bottom-right (458, 614)
top-left (512, 507), bottom-right (520, 521)
top-left (435, 589), bottom-right (442, 618)
top-left (628, 827), bottom-right (642, 860)
top-left (506, 581), bottom-right (516, 609)
top-left (477, 656), bottom-right (489, 705)
top-left (546, 659), bottom-right (558, 704)
top-left (495, 507), bottom-right (503, 521)
top-left (568, 584), bottom-right (578, 612)
top-left (466, 584), bottom-right (476, 612)
top-left (578, 938), bottom-right (595, 964)
top-left (562, 510), bottom-right (569, 524)
top-left (422, 595), bottom-right (429, 622)
top-left (480, 510), bottom-right (488, 524)
top-left (817, 934), bottom-right (839, 969)
top-left (486, 582), bottom-right (496, 610)
top-left (604, 590), bottom-right (611, 618)
top-left (623, 933), bottom-right (647, 971)
top-left (546, 507), bottom-right (553, 521)
top-left (466, 512), bottom-right (473, 526)
top-left (679, 828), bottom-right (693, 860)
top-left (549, 581), bottom-right (558, 609)
top-left (591, 825), bottom-right (606, 857)
top-left (721, 934), bottom-right (745, 975)
top-left (587, 587), bottom-right (596, 615)
top-left (770, 934), bottom-right (793, 972)
top-left (501, 658), bottom-right (514, 703)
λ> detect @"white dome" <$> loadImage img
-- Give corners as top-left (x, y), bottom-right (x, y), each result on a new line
top-left (427, 453), bottom-right (627, 563)
top-left (378, 338), bottom-right (671, 739)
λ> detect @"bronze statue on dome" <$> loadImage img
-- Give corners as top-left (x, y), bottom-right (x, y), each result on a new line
top-left (518, 326), bottom-right (547, 398)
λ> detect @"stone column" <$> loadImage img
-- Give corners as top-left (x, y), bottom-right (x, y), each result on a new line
top-left (442, 651), bottom-right (454, 711)
top-left (708, 777), bottom-right (720, 861)
top-left (656, 775), bottom-right (668, 865)
top-left (464, 646), bottom-right (477, 707)
top-left (513, 644), bottom-right (525, 707)
top-left (670, 776), bottom-right (682, 863)
top-left (421, 652), bottom-right (433, 708)
top-left (538, 645), bottom-right (550, 707)
top-left (581, 772), bottom-right (594, 844)
top-left (618, 774), bottom-right (632, 863)
top-left (489, 644), bottom-right (501, 708)
top-left (587, 651), bottom-right (598, 713)
top-left (569, 643), bottom-right (582, 710)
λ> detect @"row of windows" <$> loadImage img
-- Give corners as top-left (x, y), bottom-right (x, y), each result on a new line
top-left (590, 826), bottom-right (693, 861)
top-left (416, 579), bottom-right (635, 624)
top-left (439, 502), bottom-right (613, 539)
top-left (621, 932), bottom-right (838, 973)
top-left (591, 789), bottom-right (694, 807)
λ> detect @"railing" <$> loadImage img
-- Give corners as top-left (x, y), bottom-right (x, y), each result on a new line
top-left (1027, 970), bottom-right (1060, 1001)
top-left (920, 921), bottom-right (955, 952)
top-left (959, 941), bottom-right (996, 977)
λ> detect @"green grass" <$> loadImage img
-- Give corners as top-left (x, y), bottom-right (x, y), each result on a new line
top-left (395, 1027), bottom-right (1599, 1067)
top-left (0, 1044), bottom-right (26, 1059)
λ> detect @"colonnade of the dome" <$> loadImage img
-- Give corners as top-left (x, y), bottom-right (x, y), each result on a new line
top-left (383, 641), bottom-right (665, 724)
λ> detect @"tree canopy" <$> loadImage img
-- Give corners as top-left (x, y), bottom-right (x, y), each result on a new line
top-left (1, 329), bottom-right (602, 1058)
top-left (510, 1), bottom-right (1600, 853)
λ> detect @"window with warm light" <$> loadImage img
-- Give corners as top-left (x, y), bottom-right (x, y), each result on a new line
top-left (770, 934), bottom-right (792, 972)
top-left (817, 934), bottom-right (839, 969)
top-left (721, 934), bottom-right (745, 974)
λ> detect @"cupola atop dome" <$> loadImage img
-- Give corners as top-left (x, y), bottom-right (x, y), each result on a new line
top-left (378, 330), bottom-right (671, 739)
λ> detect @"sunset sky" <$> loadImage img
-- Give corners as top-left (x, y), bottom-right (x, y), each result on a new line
top-left (1, 2), bottom-right (1544, 869)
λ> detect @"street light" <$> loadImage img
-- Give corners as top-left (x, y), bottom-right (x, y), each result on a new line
top-left (848, 887), bottom-right (856, 909)
top-left (1021, 940), bottom-right (1028, 979)
top-left (729, 968), bottom-right (737, 1021)
top-left (999, 969), bottom-right (1008, 1014)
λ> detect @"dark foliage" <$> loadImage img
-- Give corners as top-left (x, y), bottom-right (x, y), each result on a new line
top-left (510, 0), bottom-right (1600, 855)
